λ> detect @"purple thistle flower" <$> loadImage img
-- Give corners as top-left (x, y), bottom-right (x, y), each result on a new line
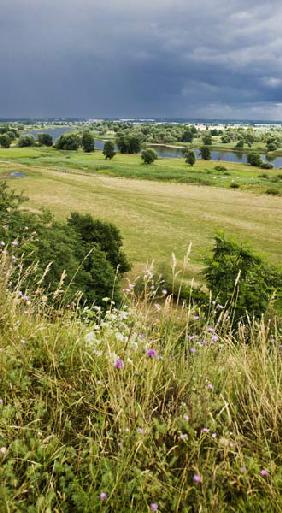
top-left (99, 492), bottom-right (107, 501)
top-left (260, 469), bottom-right (269, 477)
top-left (189, 347), bottom-right (196, 353)
top-left (193, 473), bottom-right (202, 484)
top-left (146, 348), bottom-right (157, 358)
top-left (114, 358), bottom-right (124, 369)
top-left (150, 503), bottom-right (159, 512)
top-left (211, 335), bottom-right (219, 342)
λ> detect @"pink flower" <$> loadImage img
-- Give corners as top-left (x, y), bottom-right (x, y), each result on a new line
top-left (260, 469), bottom-right (269, 477)
top-left (150, 503), bottom-right (158, 511)
top-left (146, 348), bottom-right (157, 358)
top-left (207, 383), bottom-right (213, 390)
top-left (99, 492), bottom-right (107, 501)
top-left (114, 358), bottom-right (124, 369)
top-left (193, 473), bottom-right (202, 484)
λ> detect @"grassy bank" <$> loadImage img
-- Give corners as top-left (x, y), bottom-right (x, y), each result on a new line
top-left (0, 258), bottom-right (282, 512)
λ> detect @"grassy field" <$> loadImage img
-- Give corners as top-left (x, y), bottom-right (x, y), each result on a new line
top-left (1, 262), bottom-right (282, 512)
top-left (0, 148), bottom-right (281, 280)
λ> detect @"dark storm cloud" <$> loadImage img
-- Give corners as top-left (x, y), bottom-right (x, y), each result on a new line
top-left (0, 0), bottom-right (282, 119)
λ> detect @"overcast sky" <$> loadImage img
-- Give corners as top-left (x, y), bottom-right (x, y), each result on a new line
top-left (1, 0), bottom-right (282, 119)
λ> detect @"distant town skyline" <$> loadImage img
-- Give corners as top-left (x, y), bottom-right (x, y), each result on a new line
top-left (1, 0), bottom-right (282, 120)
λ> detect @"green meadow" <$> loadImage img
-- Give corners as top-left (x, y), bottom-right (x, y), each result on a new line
top-left (0, 147), bottom-right (281, 279)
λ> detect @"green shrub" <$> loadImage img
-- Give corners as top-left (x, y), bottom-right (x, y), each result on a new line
top-left (230, 182), bottom-right (240, 189)
top-left (141, 148), bottom-right (158, 165)
top-left (55, 133), bottom-right (81, 150)
top-left (204, 234), bottom-right (282, 322)
top-left (214, 165), bottom-right (227, 171)
top-left (18, 135), bottom-right (35, 147)
top-left (103, 141), bottom-right (115, 160)
top-left (265, 188), bottom-right (280, 196)
top-left (260, 162), bottom-right (273, 170)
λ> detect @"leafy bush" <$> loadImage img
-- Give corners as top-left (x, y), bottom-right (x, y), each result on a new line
top-left (0, 182), bottom-right (130, 307)
top-left (37, 133), bottom-right (53, 147)
top-left (103, 140), bottom-right (115, 159)
top-left (230, 182), bottom-right (240, 189)
top-left (141, 148), bottom-right (158, 165)
top-left (183, 148), bottom-right (196, 166)
top-left (265, 188), bottom-right (280, 196)
top-left (82, 131), bottom-right (95, 152)
top-left (204, 234), bottom-right (282, 322)
top-left (18, 135), bottom-right (35, 147)
top-left (247, 152), bottom-right (262, 167)
top-left (260, 162), bottom-right (273, 170)
top-left (55, 133), bottom-right (81, 150)
top-left (214, 165), bottom-right (227, 171)
top-left (200, 146), bottom-right (211, 160)
top-left (0, 134), bottom-right (12, 148)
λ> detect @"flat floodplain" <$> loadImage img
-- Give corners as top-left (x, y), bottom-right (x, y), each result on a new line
top-left (0, 147), bottom-right (281, 278)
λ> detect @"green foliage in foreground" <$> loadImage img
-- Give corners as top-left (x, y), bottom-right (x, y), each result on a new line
top-left (0, 269), bottom-right (281, 512)
top-left (205, 235), bottom-right (282, 322)
top-left (0, 182), bottom-right (130, 306)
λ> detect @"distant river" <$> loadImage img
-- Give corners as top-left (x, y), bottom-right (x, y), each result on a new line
top-left (26, 129), bottom-right (282, 169)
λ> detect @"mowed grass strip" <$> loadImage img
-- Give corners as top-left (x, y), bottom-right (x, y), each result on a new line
top-left (1, 161), bottom-right (281, 278)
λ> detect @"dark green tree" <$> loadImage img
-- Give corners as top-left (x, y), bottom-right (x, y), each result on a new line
top-left (202, 134), bottom-right (212, 145)
top-left (82, 131), bottom-right (95, 153)
top-left (247, 152), bottom-right (262, 167)
top-left (103, 141), bottom-right (115, 160)
top-left (200, 146), bottom-right (211, 160)
top-left (183, 148), bottom-right (195, 166)
top-left (141, 148), bottom-right (158, 165)
top-left (37, 133), bottom-right (53, 147)
top-left (18, 135), bottom-right (35, 147)
top-left (181, 129), bottom-right (194, 143)
top-left (0, 134), bottom-right (11, 148)
top-left (55, 133), bottom-right (81, 150)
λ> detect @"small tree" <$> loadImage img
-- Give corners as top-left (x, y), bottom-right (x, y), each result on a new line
top-left (182, 129), bottom-right (194, 143)
top-left (82, 131), bottom-right (95, 153)
top-left (183, 148), bottom-right (195, 166)
top-left (18, 135), bottom-right (35, 147)
top-left (204, 234), bottom-right (282, 322)
top-left (55, 133), bottom-right (81, 150)
top-left (0, 134), bottom-right (11, 148)
top-left (103, 141), bottom-right (115, 160)
top-left (202, 134), bottom-right (212, 145)
top-left (200, 146), bottom-right (211, 160)
top-left (37, 133), bottom-right (53, 147)
top-left (247, 152), bottom-right (262, 167)
top-left (141, 148), bottom-right (158, 165)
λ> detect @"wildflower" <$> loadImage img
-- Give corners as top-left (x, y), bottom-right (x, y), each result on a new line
top-left (211, 334), bottom-right (219, 342)
top-left (12, 240), bottom-right (18, 247)
top-left (114, 358), bottom-right (124, 369)
top-left (0, 398), bottom-right (3, 406)
top-left (99, 492), bottom-right (107, 501)
top-left (146, 348), bottom-right (157, 358)
top-left (183, 414), bottom-right (189, 421)
top-left (212, 432), bottom-right (217, 438)
top-left (162, 289), bottom-right (167, 295)
top-left (22, 295), bottom-right (30, 302)
top-left (150, 503), bottom-right (158, 511)
top-left (155, 303), bottom-right (161, 311)
top-left (207, 326), bottom-right (215, 333)
top-left (136, 427), bottom-right (145, 435)
top-left (189, 347), bottom-right (196, 353)
top-left (207, 383), bottom-right (213, 390)
top-left (193, 473), bottom-right (202, 484)
top-left (0, 241), bottom-right (5, 247)
top-left (179, 432), bottom-right (188, 441)
top-left (200, 428), bottom-right (210, 434)
top-left (0, 447), bottom-right (7, 455)
top-left (194, 315), bottom-right (200, 320)
top-left (260, 469), bottom-right (269, 477)
top-left (240, 466), bottom-right (247, 473)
